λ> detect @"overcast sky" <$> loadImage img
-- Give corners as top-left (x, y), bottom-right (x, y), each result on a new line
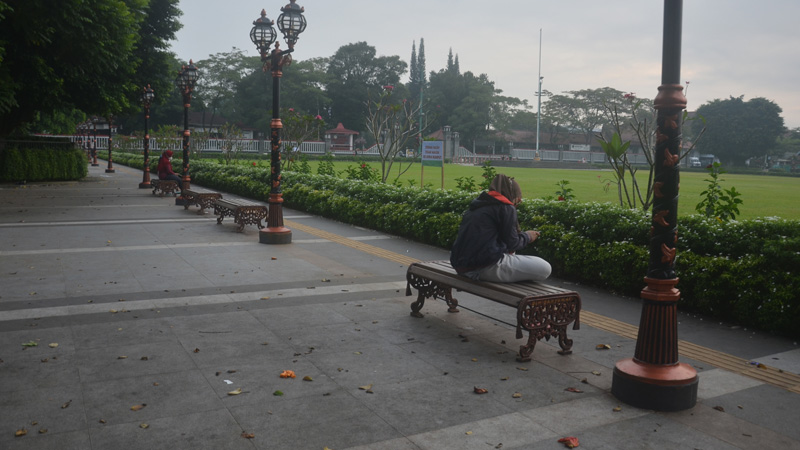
top-left (170, 0), bottom-right (800, 128)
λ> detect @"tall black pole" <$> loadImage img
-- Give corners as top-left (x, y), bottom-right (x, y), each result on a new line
top-left (612, 0), bottom-right (698, 412)
top-left (139, 86), bottom-right (153, 189)
top-left (260, 43), bottom-right (293, 245)
top-left (105, 115), bottom-right (115, 173)
top-left (91, 119), bottom-right (99, 167)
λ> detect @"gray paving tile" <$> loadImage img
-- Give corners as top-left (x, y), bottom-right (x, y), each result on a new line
top-left (75, 340), bottom-right (197, 383)
top-left (88, 408), bottom-right (255, 450)
top-left (707, 384), bottom-right (800, 442)
top-left (230, 390), bottom-right (400, 450)
top-left (0, 429), bottom-right (91, 450)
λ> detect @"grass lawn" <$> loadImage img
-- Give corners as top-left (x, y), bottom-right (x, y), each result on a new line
top-left (293, 160), bottom-right (799, 221)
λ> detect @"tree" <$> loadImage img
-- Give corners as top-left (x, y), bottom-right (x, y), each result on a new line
top-left (691, 96), bottom-right (785, 166)
top-left (195, 48), bottom-right (253, 130)
top-left (365, 87), bottom-right (426, 183)
top-left (280, 107), bottom-right (325, 171)
top-left (0, 0), bottom-right (152, 136)
top-left (545, 87), bottom-right (625, 145)
top-left (326, 42), bottom-right (406, 133)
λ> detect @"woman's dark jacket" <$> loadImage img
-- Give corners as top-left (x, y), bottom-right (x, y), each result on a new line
top-left (449, 191), bottom-right (531, 274)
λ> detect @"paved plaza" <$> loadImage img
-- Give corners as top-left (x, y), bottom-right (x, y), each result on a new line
top-left (1, 163), bottom-right (799, 449)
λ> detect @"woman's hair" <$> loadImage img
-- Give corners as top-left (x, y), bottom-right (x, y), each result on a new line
top-left (489, 173), bottom-right (522, 203)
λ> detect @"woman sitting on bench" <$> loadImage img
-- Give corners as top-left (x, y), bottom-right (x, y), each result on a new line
top-left (450, 173), bottom-right (551, 283)
top-left (157, 150), bottom-right (182, 191)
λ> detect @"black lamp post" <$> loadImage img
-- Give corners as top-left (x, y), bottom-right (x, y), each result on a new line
top-left (174, 60), bottom-right (200, 205)
top-left (611, 0), bottom-right (698, 412)
top-left (91, 116), bottom-right (99, 167)
top-left (105, 114), bottom-right (115, 173)
top-left (250, 1), bottom-right (307, 245)
top-left (139, 85), bottom-right (155, 189)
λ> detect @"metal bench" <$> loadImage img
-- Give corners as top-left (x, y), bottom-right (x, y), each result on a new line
top-left (183, 187), bottom-right (223, 214)
top-left (151, 179), bottom-right (180, 197)
top-left (406, 260), bottom-right (581, 362)
top-left (212, 198), bottom-right (268, 232)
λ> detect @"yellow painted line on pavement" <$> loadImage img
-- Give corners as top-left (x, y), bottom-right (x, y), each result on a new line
top-left (287, 219), bottom-right (800, 394)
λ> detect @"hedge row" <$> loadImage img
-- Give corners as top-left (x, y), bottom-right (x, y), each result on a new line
top-left (109, 152), bottom-right (800, 338)
top-left (0, 143), bottom-right (88, 182)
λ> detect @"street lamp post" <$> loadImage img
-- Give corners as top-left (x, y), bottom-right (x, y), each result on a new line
top-left (139, 85), bottom-right (155, 189)
top-left (611, 0), bottom-right (698, 412)
top-left (105, 115), bottom-right (115, 173)
top-left (91, 117), bottom-right (99, 167)
top-left (174, 61), bottom-right (200, 205)
top-left (250, 1), bottom-right (307, 245)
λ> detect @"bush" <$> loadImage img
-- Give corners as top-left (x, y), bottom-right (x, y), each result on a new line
top-left (0, 142), bottom-right (88, 182)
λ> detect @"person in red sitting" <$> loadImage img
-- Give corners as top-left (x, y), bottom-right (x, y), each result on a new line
top-left (450, 173), bottom-right (551, 282)
top-left (157, 150), bottom-right (182, 192)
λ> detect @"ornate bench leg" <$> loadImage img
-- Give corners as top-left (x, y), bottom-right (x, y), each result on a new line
top-left (517, 333), bottom-right (537, 362)
top-left (557, 326), bottom-right (574, 355)
top-left (410, 292), bottom-right (426, 318)
top-left (444, 289), bottom-right (459, 313)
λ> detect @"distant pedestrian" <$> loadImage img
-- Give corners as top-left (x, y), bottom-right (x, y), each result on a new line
top-left (157, 150), bottom-right (182, 189)
top-left (450, 173), bottom-right (551, 282)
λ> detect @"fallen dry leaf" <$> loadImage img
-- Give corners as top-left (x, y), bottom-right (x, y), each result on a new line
top-left (512, 392), bottom-right (522, 398)
top-left (303, 376), bottom-right (313, 382)
top-left (15, 428), bottom-right (27, 437)
top-left (241, 432), bottom-right (255, 439)
top-left (130, 404), bottom-right (147, 411)
top-left (558, 436), bottom-right (580, 448)
top-left (473, 387), bottom-right (488, 394)
top-left (48, 343), bottom-right (58, 348)
top-left (193, 348), bottom-right (200, 353)
top-left (613, 406), bottom-right (622, 412)
top-left (38, 429), bottom-right (48, 434)
top-left (591, 370), bottom-right (601, 376)
top-left (465, 431), bottom-right (473, 435)
top-left (139, 423), bottom-right (149, 429)
top-left (516, 367), bottom-right (528, 371)
top-left (227, 388), bottom-right (243, 396)
top-left (713, 405), bottom-right (725, 412)
top-left (359, 384), bottom-right (373, 391)
top-left (280, 370), bottom-right (296, 379)
top-left (500, 376), bottom-right (509, 381)
top-left (117, 356), bottom-right (128, 359)
top-left (61, 400), bottom-right (72, 409)
top-left (565, 387), bottom-right (583, 393)
top-left (273, 390), bottom-right (284, 396)
top-left (596, 344), bottom-right (611, 350)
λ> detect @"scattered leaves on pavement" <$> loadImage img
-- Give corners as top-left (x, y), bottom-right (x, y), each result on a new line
top-left (280, 370), bottom-right (296, 379)
top-left (558, 436), bottom-right (580, 448)
top-left (473, 387), bottom-right (488, 394)
top-left (130, 404), bottom-right (147, 411)
top-left (48, 343), bottom-right (58, 348)
top-left (61, 400), bottom-right (72, 409)
top-left (22, 341), bottom-right (37, 347)
top-left (15, 428), bottom-right (27, 437)
top-left (565, 387), bottom-right (583, 393)
top-left (359, 384), bottom-right (374, 393)
top-left (613, 406), bottom-right (622, 412)
top-left (596, 344), bottom-right (611, 350)
top-left (713, 405), bottom-right (725, 412)
top-left (227, 388), bottom-right (243, 396)
top-left (139, 423), bottom-right (149, 429)
top-left (273, 390), bottom-right (284, 396)
top-left (241, 432), bottom-right (255, 439)
top-left (512, 392), bottom-right (522, 398)
top-left (303, 376), bottom-right (313, 382)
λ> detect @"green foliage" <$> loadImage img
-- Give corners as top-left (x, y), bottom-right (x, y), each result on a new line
top-left (317, 152), bottom-right (337, 177)
top-left (343, 161), bottom-right (380, 182)
top-left (554, 180), bottom-right (575, 201)
top-left (479, 161), bottom-right (496, 190)
top-left (295, 154), bottom-right (312, 174)
top-left (0, 143), bottom-right (88, 182)
top-left (280, 107), bottom-right (325, 171)
top-left (691, 96), bottom-right (785, 166)
top-left (454, 176), bottom-right (478, 192)
top-left (695, 162), bottom-right (743, 221)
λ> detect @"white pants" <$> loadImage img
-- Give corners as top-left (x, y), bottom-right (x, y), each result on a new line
top-left (467, 253), bottom-right (552, 283)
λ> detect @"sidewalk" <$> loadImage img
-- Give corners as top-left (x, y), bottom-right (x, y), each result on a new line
top-left (1, 163), bottom-right (799, 450)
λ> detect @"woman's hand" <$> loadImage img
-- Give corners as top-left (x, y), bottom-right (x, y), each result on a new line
top-left (525, 230), bottom-right (541, 243)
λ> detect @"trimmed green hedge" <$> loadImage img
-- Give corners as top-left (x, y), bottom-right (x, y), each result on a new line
top-left (109, 152), bottom-right (800, 338)
top-left (0, 142), bottom-right (88, 182)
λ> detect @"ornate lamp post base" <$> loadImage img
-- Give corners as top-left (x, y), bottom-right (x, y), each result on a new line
top-left (259, 194), bottom-right (291, 244)
top-left (612, 359), bottom-right (698, 412)
top-left (138, 182), bottom-right (151, 189)
top-left (259, 227), bottom-right (292, 244)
